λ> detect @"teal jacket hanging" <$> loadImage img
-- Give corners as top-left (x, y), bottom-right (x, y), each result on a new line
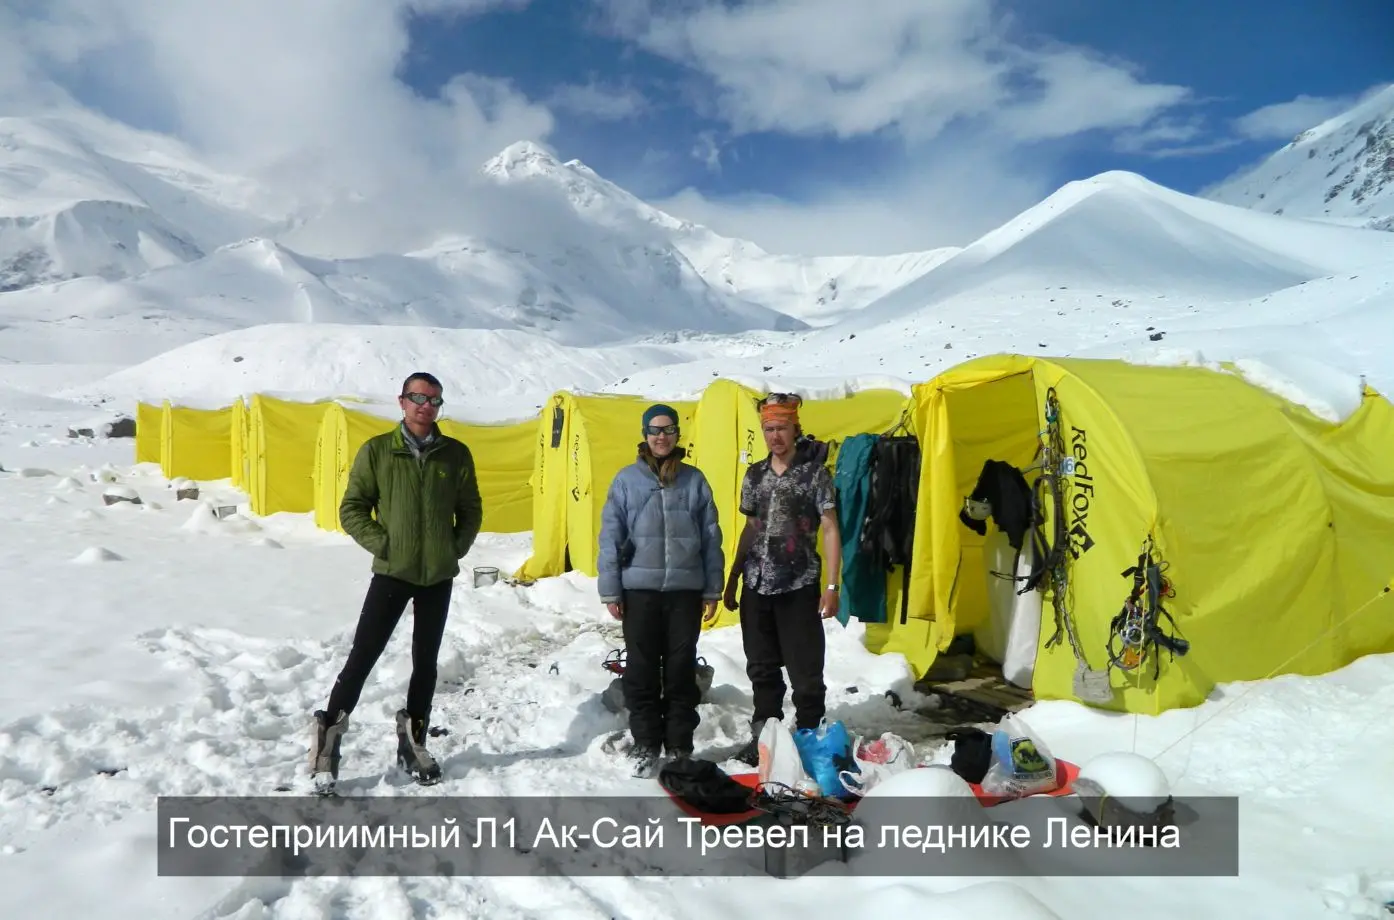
top-left (833, 433), bottom-right (886, 625)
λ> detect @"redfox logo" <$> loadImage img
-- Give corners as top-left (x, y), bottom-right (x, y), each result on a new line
top-left (1068, 426), bottom-right (1096, 557)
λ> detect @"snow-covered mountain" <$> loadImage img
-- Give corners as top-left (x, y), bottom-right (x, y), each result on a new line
top-left (607, 169), bottom-right (1394, 395)
top-left (1204, 84), bottom-right (1394, 231)
top-left (481, 141), bottom-right (961, 325)
top-left (0, 119), bottom-right (824, 374)
top-left (0, 112), bottom-right (282, 291)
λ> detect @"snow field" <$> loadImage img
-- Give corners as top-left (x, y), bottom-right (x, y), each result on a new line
top-left (2, 406), bottom-right (1394, 918)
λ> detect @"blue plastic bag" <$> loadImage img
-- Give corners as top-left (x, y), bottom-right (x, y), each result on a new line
top-left (794, 720), bottom-right (859, 798)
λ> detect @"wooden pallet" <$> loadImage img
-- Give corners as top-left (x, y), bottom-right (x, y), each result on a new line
top-left (913, 657), bottom-right (1035, 721)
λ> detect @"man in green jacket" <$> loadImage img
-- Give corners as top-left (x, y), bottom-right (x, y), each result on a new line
top-left (308, 372), bottom-right (483, 793)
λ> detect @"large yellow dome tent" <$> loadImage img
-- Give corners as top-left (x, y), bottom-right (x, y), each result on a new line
top-left (877, 353), bottom-right (1394, 715)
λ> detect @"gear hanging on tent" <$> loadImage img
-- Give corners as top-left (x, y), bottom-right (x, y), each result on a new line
top-left (1027, 388), bottom-right (1111, 702)
top-left (1108, 537), bottom-right (1190, 678)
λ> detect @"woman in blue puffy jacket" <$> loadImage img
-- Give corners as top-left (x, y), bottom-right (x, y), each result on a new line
top-left (597, 403), bottom-right (725, 778)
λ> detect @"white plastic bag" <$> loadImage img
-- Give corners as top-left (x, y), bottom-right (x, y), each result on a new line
top-left (979, 713), bottom-right (1059, 800)
top-left (756, 718), bottom-right (814, 792)
top-left (838, 731), bottom-right (915, 796)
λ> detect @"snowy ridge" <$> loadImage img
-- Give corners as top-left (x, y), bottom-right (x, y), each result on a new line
top-left (607, 169), bottom-right (1394, 399)
top-left (482, 141), bottom-right (961, 325)
top-left (0, 112), bottom-right (281, 292)
top-left (0, 228), bottom-right (804, 368)
top-left (1205, 84), bottom-right (1394, 230)
top-left (60, 322), bottom-right (781, 422)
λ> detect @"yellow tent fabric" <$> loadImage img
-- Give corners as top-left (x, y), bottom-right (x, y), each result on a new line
top-left (310, 404), bottom-right (397, 531)
top-left (514, 393), bottom-right (697, 582)
top-left (438, 416), bottom-right (536, 534)
top-left (159, 400), bottom-right (233, 481)
top-left (229, 397), bottom-right (248, 490)
top-left (135, 402), bottom-right (162, 465)
top-left (310, 404), bottom-right (545, 536)
top-left (895, 353), bottom-right (1394, 714)
top-left (247, 394), bottom-right (336, 516)
top-left (687, 380), bottom-right (914, 629)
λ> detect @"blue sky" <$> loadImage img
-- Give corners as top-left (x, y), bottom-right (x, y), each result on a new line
top-left (407, 0), bottom-right (1389, 200)
top-left (0, 0), bottom-right (1390, 256)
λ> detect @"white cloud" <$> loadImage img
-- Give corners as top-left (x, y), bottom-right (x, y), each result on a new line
top-left (585, 0), bottom-right (1202, 254)
top-left (0, 0), bottom-right (553, 256)
top-left (593, 0), bottom-right (1190, 145)
top-left (644, 139), bottom-right (1056, 257)
top-left (1233, 91), bottom-right (1368, 141)
top-left (547, 79), bottom-right (648, 120)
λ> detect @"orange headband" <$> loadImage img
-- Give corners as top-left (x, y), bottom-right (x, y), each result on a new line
top-left (760, 402), bottom-right (800, 425)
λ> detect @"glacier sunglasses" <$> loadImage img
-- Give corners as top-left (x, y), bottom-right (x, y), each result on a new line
top-left (401, 392), bottom-right (445, 407)
top-left (644, 424), bottom-right (679, 436)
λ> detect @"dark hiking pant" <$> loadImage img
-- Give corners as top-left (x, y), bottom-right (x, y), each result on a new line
top-left (325, 574), bottom-right (453, 721)
top-left (621, 588), bottom-right (704, 753)
top-left (740, 582), bottom-right (826, 730)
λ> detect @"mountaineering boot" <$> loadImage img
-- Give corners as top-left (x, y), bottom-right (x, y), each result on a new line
top-left (734, 723), bottom-right (760, 767)
top-left (628, 742), bottom-right (661, 779)
top-left (395, 709), bottom-right (442, 785)
top-left (309, 709), bottom-right (349, 795)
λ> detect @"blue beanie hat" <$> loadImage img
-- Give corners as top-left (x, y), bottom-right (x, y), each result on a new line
top-left (642, 403), bottom-right (679, 432)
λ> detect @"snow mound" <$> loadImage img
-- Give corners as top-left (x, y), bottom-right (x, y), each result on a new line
top-left (63, 322), bottom-right (775, 418)
top-left (836, 170), bottom-right (1394, 337)
top-left (1074, 752), bottom-right (1171, 813)
top-left (72, 546), bottom-right (123, 563)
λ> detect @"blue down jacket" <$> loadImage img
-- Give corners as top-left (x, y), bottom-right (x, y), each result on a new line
top-left (597, 451), bottom-right (724, 603)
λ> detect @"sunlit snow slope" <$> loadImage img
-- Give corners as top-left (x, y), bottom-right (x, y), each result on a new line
top-left (1205, 84), bottom-right (1394, 231)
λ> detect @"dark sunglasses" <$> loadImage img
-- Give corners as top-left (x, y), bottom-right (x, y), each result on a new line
top-left (644, 424), bottom-right (678, 436)
top-left (761, 392), bottom-right (802, 408)
top-left (402, 392), bottom-right (444, 407)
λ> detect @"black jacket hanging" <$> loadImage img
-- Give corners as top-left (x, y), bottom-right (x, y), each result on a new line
top-left (959, 459), bottom-right (1034, 550)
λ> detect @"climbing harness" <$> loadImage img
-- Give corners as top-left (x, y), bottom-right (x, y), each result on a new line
top-left (1107, 537), bottom-right (1189, 678)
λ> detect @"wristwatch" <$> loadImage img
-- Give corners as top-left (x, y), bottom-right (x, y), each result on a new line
top-left (826, 583), bottom-right (839, 592)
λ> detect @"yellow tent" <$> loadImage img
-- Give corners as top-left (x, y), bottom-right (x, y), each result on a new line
top-left (229, 397), bottom-right (249, 490)
top-left (515, 392), bottom-right (697, 582)
top-left (310, 402), bottom-right (539, 535)
top-left (159, 400), bottom-right (234, 481)
top-left (438, 416), bottom-right (536, 534)
top-left (135, 402), bottom-right (162, 465)
top-left (687, 380), bottom-right (914, 628)
top-left (310, 402), bottom-right (397, 531)
top-left (246, 394), bottom-right (338, 516)
top-left (888, 353), bottom-right (1394, 714)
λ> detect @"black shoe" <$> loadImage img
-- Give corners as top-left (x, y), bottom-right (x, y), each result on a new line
top-left (395, 709), bottom-right (442, 785)
top-left (665, 744), bottom-right (694, 762)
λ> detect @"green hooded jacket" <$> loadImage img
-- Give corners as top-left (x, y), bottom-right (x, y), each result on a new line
top-left (339, 423), bottom-right (484, 586)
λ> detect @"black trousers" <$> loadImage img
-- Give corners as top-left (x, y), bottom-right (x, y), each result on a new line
top-left (739, 582), bottom-right (826, 730)
top-left (325, 573), bottom-right (453, 721)
top-left (621, 589), bottom-right (704, 752)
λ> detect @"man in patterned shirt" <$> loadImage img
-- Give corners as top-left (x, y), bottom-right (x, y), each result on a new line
top-left (721, 393), bottom-right (841, 765)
